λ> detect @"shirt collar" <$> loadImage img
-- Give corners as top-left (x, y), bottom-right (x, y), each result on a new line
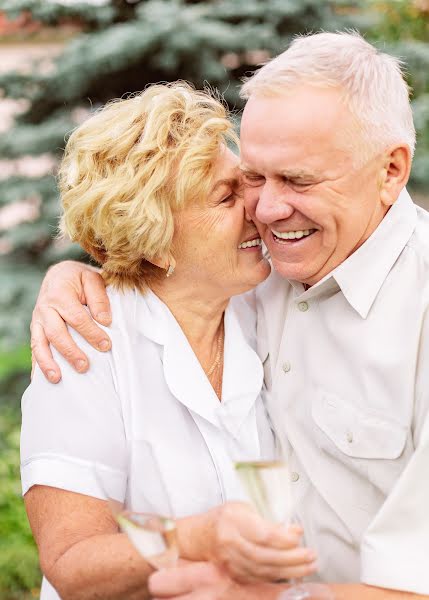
top-left (331, 188), bottom-right (417, 318)
top-left (136, 289), bottom-right (263, 430)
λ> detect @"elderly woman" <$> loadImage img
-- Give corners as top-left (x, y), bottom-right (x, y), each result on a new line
top-left (21, 83), bottom-right (317, 600)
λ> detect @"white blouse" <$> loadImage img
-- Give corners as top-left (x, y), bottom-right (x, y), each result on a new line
top-left (21, 288), bottom-right (273, 600)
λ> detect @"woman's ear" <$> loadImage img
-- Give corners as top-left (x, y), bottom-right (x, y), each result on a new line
top-left (379, 144), bottom-right (412, 208)
top-left (148, 254), bottom-right (176, 277)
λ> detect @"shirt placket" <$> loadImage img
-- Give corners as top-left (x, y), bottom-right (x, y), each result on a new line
top-left (271, 293), bottom-right (318, 509)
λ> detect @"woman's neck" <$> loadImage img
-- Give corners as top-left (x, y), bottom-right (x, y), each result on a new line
top-left (150, 280), bottom-right (228, 368)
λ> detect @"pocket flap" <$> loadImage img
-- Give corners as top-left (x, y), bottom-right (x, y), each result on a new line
top-left (312, 393), bottom-right (407, 459)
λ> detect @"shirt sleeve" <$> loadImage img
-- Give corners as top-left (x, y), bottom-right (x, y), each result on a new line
top-left (20, 328), bottom-right (127, 502)
top-left (360, 304), bottom-right (429, 595)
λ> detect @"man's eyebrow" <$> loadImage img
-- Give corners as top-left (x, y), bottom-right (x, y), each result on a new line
top-left (239, 165), bottom-right (258, 174)
top-left (281, 169), bottom-right (318, 180)
top-left (239, 166), bottom-right (319, 180)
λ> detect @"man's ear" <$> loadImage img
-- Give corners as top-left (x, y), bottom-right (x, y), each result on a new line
top-left (379, 144), bottom-right (412, 208)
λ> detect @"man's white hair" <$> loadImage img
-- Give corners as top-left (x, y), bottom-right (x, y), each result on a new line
top-left (241, 31), bottom-right (416, 160)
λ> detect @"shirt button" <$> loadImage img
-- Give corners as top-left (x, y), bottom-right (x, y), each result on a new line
top-left (346, 431), bottom-right (353, 443)
top-left (282, 361), bottom-right (291, 373)
top-left (298, 301), bottom-right (309, 312)
top-left (291, 472), bottom-right (300, 482)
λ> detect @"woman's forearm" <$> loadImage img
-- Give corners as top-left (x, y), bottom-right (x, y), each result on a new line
top-left (176, 510), bottom-right (216, 562)
top-left (46, 532), bottom-right (153, 600)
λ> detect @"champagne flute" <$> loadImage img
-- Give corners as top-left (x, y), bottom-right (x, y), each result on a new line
top-left (94, 439), bottom-right (178, 570)
top-left (220, 408), bottom-right (333, 599)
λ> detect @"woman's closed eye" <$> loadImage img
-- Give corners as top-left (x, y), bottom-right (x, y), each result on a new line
top-left (220, 192), bottom-right (238, 206)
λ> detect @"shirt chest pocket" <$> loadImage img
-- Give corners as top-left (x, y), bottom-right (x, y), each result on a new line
top-left (311, 392), bottom-right (409, 508)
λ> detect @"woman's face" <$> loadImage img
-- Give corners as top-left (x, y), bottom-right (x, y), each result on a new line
top-left (172, 147), bottom-right (271, 299)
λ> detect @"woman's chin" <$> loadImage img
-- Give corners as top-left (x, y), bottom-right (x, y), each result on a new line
top-left (235, 260), bottom-right (272, 293)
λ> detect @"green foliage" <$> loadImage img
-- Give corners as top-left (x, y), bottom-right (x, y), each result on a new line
top-left (369, 0), bottom-right (429, 41)
top-left (0, 348), bottom-right (39, 598)
top-left (0, 406), bottom-right (41, 598)
top-left (0, 110), bottom-right (75, 158)
top-left (367, 1), bottom-right (429, 192)
top-left (1, 0), bottom-right (117, 28)
top-left (0, 346), bottom-right (31, 380)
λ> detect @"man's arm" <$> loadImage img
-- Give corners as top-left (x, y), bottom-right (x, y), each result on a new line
top-left (31, 260), bottom-right (111, 382)
top-left (148, 563), bottom-right (428, 600)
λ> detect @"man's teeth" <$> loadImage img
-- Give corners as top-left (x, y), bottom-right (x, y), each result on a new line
top-left (238, 238), bottom-right (262, 249)
top-left (271, 228), bottom-right (316, 240)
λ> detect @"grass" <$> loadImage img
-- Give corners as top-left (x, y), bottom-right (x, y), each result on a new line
top-left (0, 347), bottom-right (41, 599)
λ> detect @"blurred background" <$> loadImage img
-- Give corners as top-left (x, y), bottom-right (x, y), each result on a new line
top-left (0, 0), bottom-right (428, 597)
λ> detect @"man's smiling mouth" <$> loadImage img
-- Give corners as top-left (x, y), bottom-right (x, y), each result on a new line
top-left (271, 228), bottom-right (317, 243)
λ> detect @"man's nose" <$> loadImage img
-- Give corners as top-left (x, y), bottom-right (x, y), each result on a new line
top-left (255, 183), bottom-right (295, 224)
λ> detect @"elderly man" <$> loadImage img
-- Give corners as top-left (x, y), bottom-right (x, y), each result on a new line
top-left (31, 32), bottom-right (429, 598)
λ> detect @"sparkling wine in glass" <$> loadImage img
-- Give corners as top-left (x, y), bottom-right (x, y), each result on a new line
top-left (220, 404), bottom-right (333, 600)
top-left (234, 459), bottom-right (292, 524)
top-left (116, 510), bottom-right (177, 569)
top-left (94, 439), bottom-right (178, 569)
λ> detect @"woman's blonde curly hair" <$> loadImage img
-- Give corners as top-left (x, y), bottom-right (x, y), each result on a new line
top-left (59, 82), bottom-right (238, 290)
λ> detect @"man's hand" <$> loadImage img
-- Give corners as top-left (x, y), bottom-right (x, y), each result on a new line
top-left (198, 502), bottom-right (317, 583)
top-left (31, 260), bottom-right (111, 383)
top-left (148, 562), bottom-right (280, 600)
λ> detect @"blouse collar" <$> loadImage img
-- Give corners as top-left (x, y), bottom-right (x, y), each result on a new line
top-left (136, 289), bottom-right (264, 433)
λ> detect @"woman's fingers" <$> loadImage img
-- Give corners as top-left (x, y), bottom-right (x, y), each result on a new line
top-left (237, 539), bottom-right (316, 568)
top-left (213, 503), bottom-right (313, 583)
top-left (216, 503), bottom-right (302, 551)
top-left (81, 269), bottom-right (112, 326)
top-left (243, 562), bottom-right (317, 584)
top-left (251, 523), bottom-right (303, 550)
top-left (228, 557), bottom-right (318, 584)
top-left (30, 319), bottom-right (61, 383)
top-left (221, 541), bottom-right (317, 583)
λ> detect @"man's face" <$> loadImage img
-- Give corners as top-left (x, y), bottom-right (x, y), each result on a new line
top-left (240, 86), bottom-right (388, 285)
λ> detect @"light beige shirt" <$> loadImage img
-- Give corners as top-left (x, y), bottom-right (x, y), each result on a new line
top-left (256, 189), bottom-right (429, 594)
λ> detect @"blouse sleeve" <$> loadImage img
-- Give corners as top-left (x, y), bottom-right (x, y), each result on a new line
top-left (20, 327), bottom-right (127, 502)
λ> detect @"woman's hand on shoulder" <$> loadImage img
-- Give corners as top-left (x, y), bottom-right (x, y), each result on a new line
top-left (180, 502), bottom-right (318, 584)
top-left (31, 260), bottom-right (111, 383)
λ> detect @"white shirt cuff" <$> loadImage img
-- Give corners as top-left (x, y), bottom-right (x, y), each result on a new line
top-left (361, 540), bottom-right (429, 595)
top-left (21, 454), bottom-right (127, 503)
